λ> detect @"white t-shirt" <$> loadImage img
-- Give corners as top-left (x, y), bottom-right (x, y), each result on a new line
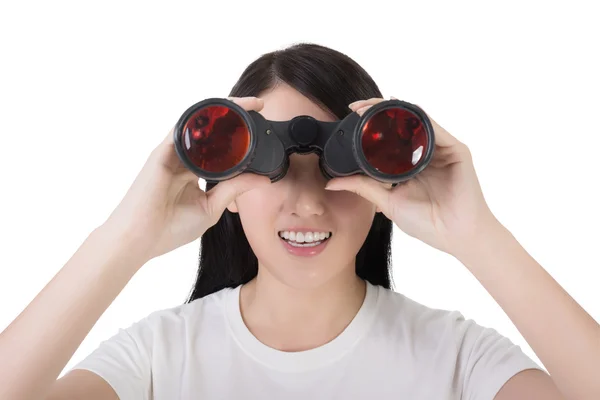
top-left (71, 280), bottom-right (543, 399)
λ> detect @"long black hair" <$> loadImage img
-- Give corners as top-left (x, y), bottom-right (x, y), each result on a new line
top-left (186, 43), bottom-right (393, 302)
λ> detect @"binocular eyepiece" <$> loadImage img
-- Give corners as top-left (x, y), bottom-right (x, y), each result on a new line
top-left (173, 97), bottom-right (435, 184)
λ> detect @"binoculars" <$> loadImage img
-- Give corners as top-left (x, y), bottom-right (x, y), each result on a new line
top-left (173, 97), bottom-right (435, 184)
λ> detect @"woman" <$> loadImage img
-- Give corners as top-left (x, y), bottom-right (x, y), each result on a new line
top-left (0, 43), bottom-right (597, 400)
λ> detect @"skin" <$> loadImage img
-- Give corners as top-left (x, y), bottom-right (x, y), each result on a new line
top-left (228, 83), bottom-right (376, 352)
top-left (228, 84), bottom-right (600, 399)
top-left (325, 98), bottom-right (600, 399)
top-left (1, 84), bottom-right (597, 399)
top-left (0, 99), bottom-right (273, 399)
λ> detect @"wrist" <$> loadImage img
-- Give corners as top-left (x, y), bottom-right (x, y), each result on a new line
top-left (448, 213), bottom-right (510, 263)
top-left (92, 222), bottom-right (153, 269)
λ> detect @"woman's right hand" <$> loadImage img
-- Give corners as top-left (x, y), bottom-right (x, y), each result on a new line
top-left (0, 98), bottom-right (270, 400)
top-left (103, 96), bottom-right (270, 263)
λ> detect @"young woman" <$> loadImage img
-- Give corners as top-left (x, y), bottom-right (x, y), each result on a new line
top-left (0, 43), bottom-right (597, 400)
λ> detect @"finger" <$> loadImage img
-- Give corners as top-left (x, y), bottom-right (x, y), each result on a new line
top-left (353, 96), bottom-right (400, 115)
top-left (356, 105), bottom-right (374, 117)
top-left (227, 96), bottom-right (265, 112)
top-left (325, 175), bottom-right (391, 215)
top-left (349, 97), bottom-right (386, 111)
top-left (153, 126), bottom-right (175, 155)
top-left (161, 126), bottom-right (175, 145)
top-left (174, 168), bottom-right (200, 184)
top-left (148, 127), bottom-right (175, 168)
top-left (205, 173), bottom-right (271, 218)
top-left (150, 126), bottom-right (185, 173)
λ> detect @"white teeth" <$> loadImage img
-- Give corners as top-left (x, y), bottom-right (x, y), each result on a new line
top-left (287, 240), bottom-right (323, 247)
top-left (278, 230), bottom-right (331, 243)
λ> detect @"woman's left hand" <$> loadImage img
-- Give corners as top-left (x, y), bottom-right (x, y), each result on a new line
top-left (325, 97), bottom-right (500, 257)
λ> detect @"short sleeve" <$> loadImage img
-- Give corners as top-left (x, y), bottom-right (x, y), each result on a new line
top-left (70, 318), bottom-right (154, 400)
top-left (455, 313), bottom-right (545, 400)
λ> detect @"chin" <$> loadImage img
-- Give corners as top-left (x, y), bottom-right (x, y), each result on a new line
top-left (259, 254), bottom-right (349, 291)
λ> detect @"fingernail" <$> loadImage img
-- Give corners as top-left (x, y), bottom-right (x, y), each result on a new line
top-left (348, 100), bottom-right (363, 108)
top-left (390, 96), bottom-right (398, 100)
top-left (356, 105), bottom-right (372, 116)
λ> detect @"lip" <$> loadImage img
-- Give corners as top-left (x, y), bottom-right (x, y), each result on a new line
top-left (279, 234), bottom-right (331, 257)
top-left (277, 227), bottom-right (332, 257)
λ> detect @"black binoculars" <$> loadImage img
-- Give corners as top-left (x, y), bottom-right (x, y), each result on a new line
top-left (173, 97), bottom-right (435, 184)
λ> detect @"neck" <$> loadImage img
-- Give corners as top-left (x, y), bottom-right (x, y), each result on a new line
top-left (239, 265), bottom-right (366, 352)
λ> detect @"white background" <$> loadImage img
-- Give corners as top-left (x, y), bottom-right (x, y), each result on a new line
top-left (0, 0), bottom-right (598, 378)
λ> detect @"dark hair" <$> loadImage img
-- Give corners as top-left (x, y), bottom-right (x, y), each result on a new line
top-left (186, 43), bottom-right (393, 302)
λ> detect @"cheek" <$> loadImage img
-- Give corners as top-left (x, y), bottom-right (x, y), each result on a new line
top-left (328, 190), bottom-right (376, 216)
top-left (236, 188), bottom-right (280, 236)
top-left (327, 191), bottom-right (376, 232)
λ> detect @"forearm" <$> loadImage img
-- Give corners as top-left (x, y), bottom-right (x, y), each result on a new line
top-left (454, 222), bottom-right (600, 400)
top-left (0, 224), bottom-right (147, 400)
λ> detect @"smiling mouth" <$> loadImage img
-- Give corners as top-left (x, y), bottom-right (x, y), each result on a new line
top-left (277, 231), bottom-right (332, 247)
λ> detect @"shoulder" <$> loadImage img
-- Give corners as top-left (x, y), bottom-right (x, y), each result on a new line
top-left (373, 287), bottom-right (544, 400)
top-left (372, 284), bottom-right (502, 352)
top-left (126, 286), bottom-right (236, 338)
top-left (372, 284), bottom-right (540, 370)
top-left (375, 284), bottom-right (466, 332)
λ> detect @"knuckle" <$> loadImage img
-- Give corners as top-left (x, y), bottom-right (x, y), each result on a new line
top-left (459, 143), bottom-right (472, 158)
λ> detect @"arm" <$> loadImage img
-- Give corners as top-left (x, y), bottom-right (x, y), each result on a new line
top-left (455, 221), bottom-right (600, 400)
top-left (0, 224), bottom-right (147, 400)
top-left (0, 107), bottom-right (270, 400)
top-left (324, 98), bottom-right (600, 398)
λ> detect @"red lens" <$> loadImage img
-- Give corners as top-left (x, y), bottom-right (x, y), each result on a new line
top-left (360, 107), bottom-right (428, 175)
top-left (181, 105), bottom-right (251, 173)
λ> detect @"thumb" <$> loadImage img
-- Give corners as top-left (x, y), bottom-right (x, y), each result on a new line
top-left (205, 173), bottom-right (271, 218)
top-left (325, 175), bottom-right (391, 215)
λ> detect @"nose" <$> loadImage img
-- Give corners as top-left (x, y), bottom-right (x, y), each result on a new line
top-left (282, 155), bottom-right (326, 218)
top-left (291, 186), bottom-right (326, 217)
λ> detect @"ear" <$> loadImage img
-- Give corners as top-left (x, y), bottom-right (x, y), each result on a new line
top-left (227, 199), bottom-right (239, 213)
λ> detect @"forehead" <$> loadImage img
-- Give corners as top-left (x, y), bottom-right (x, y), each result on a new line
top-left (257, 82), bottom-right (337, 122)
